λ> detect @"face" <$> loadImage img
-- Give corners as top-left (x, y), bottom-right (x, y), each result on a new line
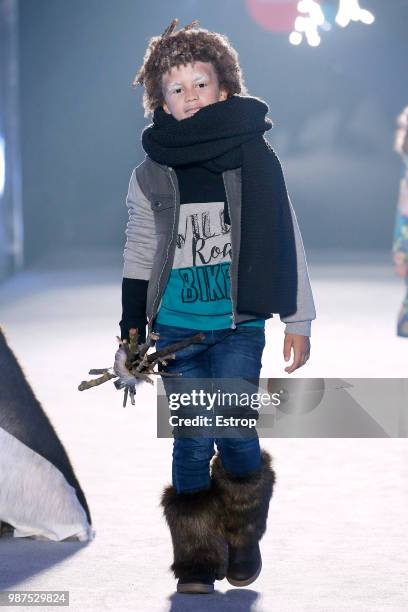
top-left (161, 61), bottom-right (228, 121)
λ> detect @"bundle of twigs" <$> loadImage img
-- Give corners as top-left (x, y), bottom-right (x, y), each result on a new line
top-left (78, 328), bottom-right (205, 406)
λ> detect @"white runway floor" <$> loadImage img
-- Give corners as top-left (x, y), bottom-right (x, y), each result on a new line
top-left (0, 248), bottom-right (407, 611)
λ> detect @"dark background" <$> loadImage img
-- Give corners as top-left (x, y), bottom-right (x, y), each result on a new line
top-left (18, 0), bottom-right (408, 260)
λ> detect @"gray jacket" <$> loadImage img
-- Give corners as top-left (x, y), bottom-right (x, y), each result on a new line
top-left (122, 155), bottom-right (316, 336)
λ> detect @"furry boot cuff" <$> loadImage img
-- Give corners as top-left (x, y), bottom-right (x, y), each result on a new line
top-left (160, 483), bottom-right (228, 581)
top-left (211, 448), bottom-right (276, 548)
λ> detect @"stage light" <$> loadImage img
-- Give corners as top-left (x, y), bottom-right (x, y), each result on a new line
top-left (335, 0), bottom-right (375, 28)
top-left (295, 15), bottom-right (307, 32)
top-left (308, 32), bottom-right (321, 46)
top-left (298, 0), bottom-right (325, 26)
top-left (247, 0), bottom-right (376, 46)
top-left (289, 31), bottom-right (303, 45)
top-left (359, 8), bottom-right (375, 25)
top-left (290, 0), bottom-right (326, 46)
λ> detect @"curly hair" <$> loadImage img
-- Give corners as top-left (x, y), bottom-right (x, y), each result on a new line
top-left (132, 18), bottom-right (249, 117)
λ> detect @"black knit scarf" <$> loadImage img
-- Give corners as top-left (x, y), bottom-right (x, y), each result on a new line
top-left (141, 95), bottom-right (297, 318)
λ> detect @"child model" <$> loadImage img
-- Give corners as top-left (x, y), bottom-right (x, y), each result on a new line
top-left (393, 106), bottom-right (408, 337)
top-left (120, 19), bottom-right (316, 594)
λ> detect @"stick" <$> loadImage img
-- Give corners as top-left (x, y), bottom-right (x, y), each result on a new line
top-left (78, 371), bottom-right (117, 391)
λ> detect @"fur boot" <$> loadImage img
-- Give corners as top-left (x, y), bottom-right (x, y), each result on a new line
top-left (211, 448), bottom-right (276, 587)
top-left (161, 482), bottom-right (229, 594)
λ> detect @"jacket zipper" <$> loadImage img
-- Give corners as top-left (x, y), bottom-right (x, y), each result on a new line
top-left (149, 167), bottom-right (178, 332)
top-left (222, 173), bottom-right (237, 329)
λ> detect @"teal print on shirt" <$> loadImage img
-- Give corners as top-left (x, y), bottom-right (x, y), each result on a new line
top-left (179, 262), bottom-right (231, 303)
top-left (156, 200), bottom-right (266, 330)
top-left (158, 201), bottom-right (235, 319)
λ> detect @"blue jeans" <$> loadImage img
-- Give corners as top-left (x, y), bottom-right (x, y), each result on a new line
top-left (155, 322), bottom-right (266, 494)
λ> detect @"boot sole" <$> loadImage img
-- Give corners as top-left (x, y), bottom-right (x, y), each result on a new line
top-left (226, 558), bottom-right (262, 587)
top-left (177, 582), bottom-right (214, 594)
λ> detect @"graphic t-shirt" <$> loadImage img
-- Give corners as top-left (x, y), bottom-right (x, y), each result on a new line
top-left (155, 164), bottom-right (265, 330)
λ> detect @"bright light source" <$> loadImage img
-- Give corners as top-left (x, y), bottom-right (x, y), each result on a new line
top-left (335, 0), bottom-right (375, 28)
top-left (360, 9), bottom-right (375, 25)
top-left (297, 0), bottom-right (324, 22)
top-left (307, 33), bottom-right (321, 46)
top-left (295, 15), bottom-right (306, 32)
top-left (292, 0), bottom-right (325, 46)
top-left (289, 31), bottom-right (303, 45)
top-left (290, 0), bottom-right (374, 46)
top-left (336, 14), bottom-right (349, 27)
top-left (0, 136), bottom-right (5, 198)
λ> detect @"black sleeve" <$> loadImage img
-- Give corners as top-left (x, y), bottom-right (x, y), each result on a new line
top-left (119, 278), bottom-right (148, 342)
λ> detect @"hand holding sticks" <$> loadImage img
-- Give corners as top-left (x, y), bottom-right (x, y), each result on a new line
top-left (78, 328), bottom-right (205, 406)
